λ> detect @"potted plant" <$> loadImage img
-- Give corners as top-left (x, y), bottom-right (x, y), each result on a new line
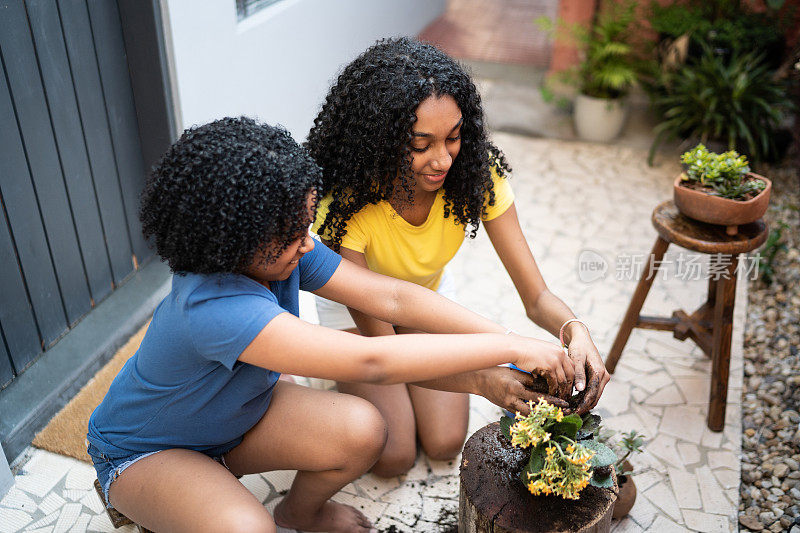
top-left (499, 400), bottom-right (619, 500)
top-left (674, 144), bottom-right (771, 235)
top-left (603, 430), bottom-right (646, 519)
top-left (538, 0), bottom-right (639, 142)
top-left (459, 402), bottom-right (620, 531)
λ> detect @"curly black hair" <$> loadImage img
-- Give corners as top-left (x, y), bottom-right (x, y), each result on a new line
top-left (140, 117), bottom-right (321, 273)
top-left (306, 37), bottom-right (511, 251)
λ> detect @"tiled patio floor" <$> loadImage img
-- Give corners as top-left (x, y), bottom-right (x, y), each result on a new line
top-left (0, 134), bottom-right (744, 532)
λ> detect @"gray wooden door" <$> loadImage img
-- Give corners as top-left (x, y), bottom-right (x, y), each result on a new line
top-left (0, 0), bottom-right (154, 389)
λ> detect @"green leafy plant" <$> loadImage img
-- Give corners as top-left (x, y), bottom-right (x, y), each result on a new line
top-left (499, 399), bottom-right (616, 499)
top-left (646, 45), bottom-right (795, 164)
top-left (539, 85), bottom-right (572, 111)
top-left (537, 0), bottom-right (639, 99)
top-left (608, 430), bottom-right (645, 476)
top-left (648, 2), bottom-right (706, 39)
top-left (690, 13), bottom-right (787, 70)
top-left (679, 144), bottom-right (765, 200)
top-left (758, 222), bottom-right (789, 284)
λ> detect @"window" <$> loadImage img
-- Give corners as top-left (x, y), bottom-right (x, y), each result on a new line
top-left (236, 0), bottom-right (285, 20)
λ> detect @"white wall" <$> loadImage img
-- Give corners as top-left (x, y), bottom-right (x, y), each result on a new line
top-left (164, 0), bottom-right (446, 140)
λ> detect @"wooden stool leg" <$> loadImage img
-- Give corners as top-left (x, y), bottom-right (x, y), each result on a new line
top-left (707, 255), bottom-right (738, 431)
top-left (606, 237), bottom-right (670, 373)
top-left (706, 276), bottom-right (718, 309)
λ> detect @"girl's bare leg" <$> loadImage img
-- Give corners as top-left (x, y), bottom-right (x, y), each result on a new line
top-left (224, 381), bottom-right (387, 533)
top-left (337, 380), bottom-right (417, 477)
top-left (335, 327), bottom-right (416, 477)
top-left (108, 449), bottom-right (275, 533)
top-left (338, 326), bottom-right (470, 477)
top-left (394, 325), bottom-right (470, 461)
top-left (407, 384), bottom-right (469, 460)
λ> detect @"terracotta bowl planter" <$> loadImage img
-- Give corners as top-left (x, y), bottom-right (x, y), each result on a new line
top-left (612, 461), bottom-right (636, 519)
top-left (673, 172), bottom-right (771, 236)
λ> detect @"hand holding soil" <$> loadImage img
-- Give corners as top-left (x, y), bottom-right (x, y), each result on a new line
top-left (478, 366), bottom-right (569, 415)
top-left (511, 337), bottom-right (576, 399)
top-left (506, 333), bottom-right (608, 415)
top-left (564, 332), bottom-right (611, 414)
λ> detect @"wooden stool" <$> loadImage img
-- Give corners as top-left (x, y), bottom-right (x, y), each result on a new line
top-left (605, 201), bottom-right (768, 431)
top-left (94, 479), bottom-right (154, 533)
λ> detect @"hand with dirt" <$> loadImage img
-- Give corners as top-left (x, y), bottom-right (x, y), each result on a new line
top-left (564, 329), bottom-right (610, 414)
top-left (510, 337), bottom-right (575, 400)
top-left (475, 366), bottom-right (569, 415)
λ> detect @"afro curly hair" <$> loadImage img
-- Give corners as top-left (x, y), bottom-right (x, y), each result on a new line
top-left (140, 117), bottom-right (321, 274)
top-left (306, 36), bottom-right (511, 252)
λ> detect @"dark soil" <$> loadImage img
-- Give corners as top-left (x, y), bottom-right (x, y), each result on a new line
top-left (521, 372), bottom-right (591, 414)
top-left (678, 174), bottom-right (764, 201)
top-left (435, 506), bottom-right (459, 532)
top-left (376, 504), bottom-right (459, 533)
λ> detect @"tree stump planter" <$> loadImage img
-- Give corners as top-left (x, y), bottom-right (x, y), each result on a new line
top-left (459, 423), bottom-right (618, 533)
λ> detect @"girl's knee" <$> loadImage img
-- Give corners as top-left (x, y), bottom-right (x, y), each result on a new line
top-left (421, 429), bottom-right (467, 462)
top-left (219, 506), bottom-right (275, 533)
top-left (340, 397), bottom-right (388, 458)
top-left (371, 448), bottom-right (416, 478)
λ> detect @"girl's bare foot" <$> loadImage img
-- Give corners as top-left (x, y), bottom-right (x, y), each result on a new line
top-left (273, 499), bottom-right (375, 533)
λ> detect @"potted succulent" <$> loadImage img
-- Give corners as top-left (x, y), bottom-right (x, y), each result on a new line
top-left (674, 144), bottom-right (771, 235)
top-left (538, 0), bottom-right (639, 142)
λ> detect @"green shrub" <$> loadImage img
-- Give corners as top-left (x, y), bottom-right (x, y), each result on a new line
top-left (690, 13), bottom-right (786, 69)
top-left (649, 2), bottom-right (705, 38)
top-left (647, 45), bottom-right (795, 163)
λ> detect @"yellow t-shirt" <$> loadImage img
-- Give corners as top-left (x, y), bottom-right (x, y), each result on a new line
top-left (312, 168), bottom-right (514, 290)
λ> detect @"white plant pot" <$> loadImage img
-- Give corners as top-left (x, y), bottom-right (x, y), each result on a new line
top-left (573, 93), bottom-right (628, 142)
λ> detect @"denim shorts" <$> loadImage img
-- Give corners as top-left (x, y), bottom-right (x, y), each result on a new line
top-left (87, 443), bottom-right (237, 509)
top-left (87, 443), bottom-right (162, 509)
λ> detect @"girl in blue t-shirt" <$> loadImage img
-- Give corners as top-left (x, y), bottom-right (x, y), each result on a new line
top-left (87, 117), bottom-right (576, 533)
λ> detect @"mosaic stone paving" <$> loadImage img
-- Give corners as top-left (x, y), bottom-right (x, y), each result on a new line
top-left (1, 134), bottom-right (744, 532)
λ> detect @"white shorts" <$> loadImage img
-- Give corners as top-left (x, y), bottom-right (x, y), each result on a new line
top-left (315, 269), bottom-right (458, 330)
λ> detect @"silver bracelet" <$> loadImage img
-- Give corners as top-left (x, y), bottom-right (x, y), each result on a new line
top-left (559, 319), bottom-right (587, 348)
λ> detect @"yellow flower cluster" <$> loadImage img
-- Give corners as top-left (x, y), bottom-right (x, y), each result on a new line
top-left (526, 441), bottom-right (595, 500)
top-left (509, 398), bottom-right (563, 449)
top-left (509, 399), bottom-right (596, 500)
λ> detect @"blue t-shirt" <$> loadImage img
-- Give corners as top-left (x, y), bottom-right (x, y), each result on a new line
top-left (87, 243), bottom-right (341, 458)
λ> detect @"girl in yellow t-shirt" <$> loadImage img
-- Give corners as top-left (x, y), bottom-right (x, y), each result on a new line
top-left (308, 37), bottom-right (609, 477)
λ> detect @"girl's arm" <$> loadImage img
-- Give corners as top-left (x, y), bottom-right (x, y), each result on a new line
top-left (411, 366), bottom-right (569, 412)
top-left (238, 312), bottom-right (573, 397)
top-left (483, 203), bottom-right (610, 413)
top-left (314, 249), bottom-right (511, 336)
top-left (326, 246), bottom-right (398, 338)
top-left (318, 246), bottom-right (570, 409)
